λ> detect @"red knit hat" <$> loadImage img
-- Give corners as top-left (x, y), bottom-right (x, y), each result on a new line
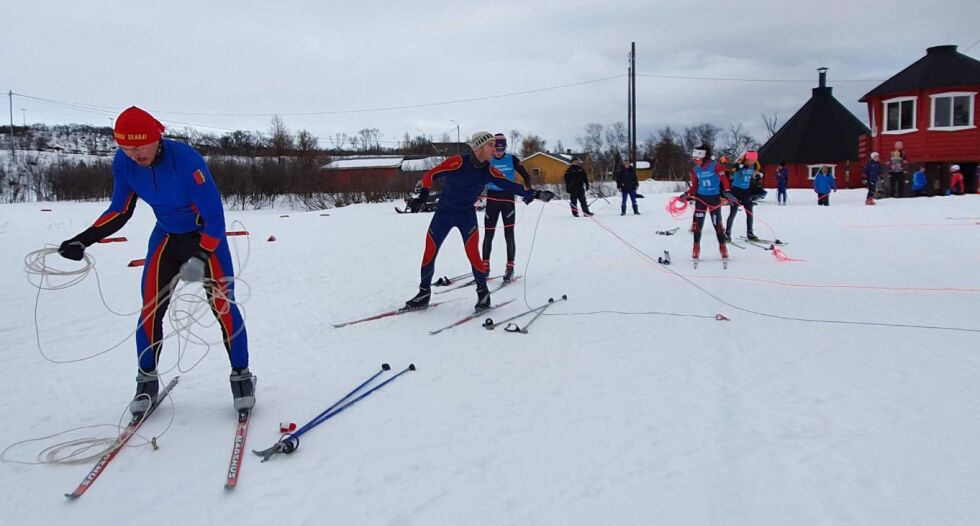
top-left (114, 106), bottom-right (164, 146)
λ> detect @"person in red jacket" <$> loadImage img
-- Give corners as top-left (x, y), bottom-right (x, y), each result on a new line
top-left (949, 165), bottom-right (965, 195)
top-left (680, 144), bottom-right (730, 263)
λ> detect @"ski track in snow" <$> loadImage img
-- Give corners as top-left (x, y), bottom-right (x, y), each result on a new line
top-left (1, 185), bottom-right (979, 525)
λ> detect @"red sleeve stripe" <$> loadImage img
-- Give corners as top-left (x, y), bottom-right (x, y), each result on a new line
top-left (422, 155), bottom-right (463, 189)
top-left (92, 192), bottom-right (137, 228)
top-left (199, 233), bottom-right (221, 252)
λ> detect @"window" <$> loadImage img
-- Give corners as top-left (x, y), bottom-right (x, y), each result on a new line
top-left (531, 168), bottom-right (540, 178)
top-left (807, 164), bottom-right (835, 180)
top-left (883, 96), bottom-right (917, 134)
top-left (929, 92), bottom-right (975, 130)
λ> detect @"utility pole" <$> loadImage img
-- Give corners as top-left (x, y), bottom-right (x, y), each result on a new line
top-left (21, 108), bottom-right (26, 127)
top-left (450, 120), bottom-right (460, 154)
top-left (8, 90), bottom-right (15, 167)
top-left (629, 42), bottom-right (637, 166)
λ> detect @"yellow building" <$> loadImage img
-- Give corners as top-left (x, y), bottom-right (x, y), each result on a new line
top-left (520, 152), bottom-right (594, 185)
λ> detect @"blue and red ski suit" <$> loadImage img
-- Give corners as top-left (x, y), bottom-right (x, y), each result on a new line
top-left (70, 139), bottom-right (248, 371)
top-left (418, 154), bottom-right (533, 289)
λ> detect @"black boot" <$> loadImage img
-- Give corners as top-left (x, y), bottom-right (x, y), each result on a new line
top-left (405, 286), bottom-right (431, 309)
top-left (633, 206), bottom-right (640, 215)
top-left (747, 232), bottom-right (759, 241)
top-left (475, 284), bottom-right (491, 311)
top-left (129, 370), bottom-right (159, 417)
top-left (503, 265), bottom-right (515, 282)
top-left (230, 368), bottom-right (255, 412)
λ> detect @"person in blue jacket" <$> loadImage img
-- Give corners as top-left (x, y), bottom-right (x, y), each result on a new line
top-left (57, 106), bottom-right (253, 416)
top-left (775, 161), bottom-right (789, 205)
top-left (725, 152), bottom-right (759, 240)
top-left (404, 131), bottom-right (553, 311)
top-left (813, 165), bottom-right (836, 206)
top-left (483, 133), bottom-right (532, 282)
top-left (863, 152), bottom-right (882, 205)
top-left (911, 165), bottom-right (927, 197)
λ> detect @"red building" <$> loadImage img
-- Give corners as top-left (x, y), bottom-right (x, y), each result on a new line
top-left (759, 68), bottom-right (871, 189)
top-left (859, 44), bottom-right (980, 194)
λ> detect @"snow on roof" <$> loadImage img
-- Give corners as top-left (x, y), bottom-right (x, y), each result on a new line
top-left (322, 156), bottom-right (404, 169)
top-left (636, 161), bottom-right (651, 170)
top-left (401, 156), bottom-right (446, 172)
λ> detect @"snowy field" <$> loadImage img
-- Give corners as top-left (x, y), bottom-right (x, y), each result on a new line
top-left (1, 185), bottom-right (978, 525)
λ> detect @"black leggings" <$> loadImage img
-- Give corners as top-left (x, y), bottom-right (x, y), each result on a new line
top-left (725, 187), bottom-right (754, 236)
top-left (482, 192), bottom-right (516, 264)
top-left (693, 194), bottom-right (725, 244)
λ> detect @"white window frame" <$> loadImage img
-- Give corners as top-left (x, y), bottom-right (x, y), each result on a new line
top-left (807, 164), bottom-right (836, 180)
top-left (882, 96), bottom-right (918, 135)
top-left (928, 91), bottom-right (976, 131)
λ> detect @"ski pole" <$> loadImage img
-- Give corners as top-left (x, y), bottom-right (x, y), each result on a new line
top-left (253, 364), bottom-right (390, 461)
top-left (504, 295), bottom-right (567, 334)
top-left (483, 297), bottom-right (556, 330)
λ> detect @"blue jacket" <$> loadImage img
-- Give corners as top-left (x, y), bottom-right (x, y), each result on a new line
top-left (76, 139), bottom-right (226, 252)
top-left (863, 160), bottom-right (882, 185)
top-left (423, 154), bottom-right (532, 214)
top-left (912, 169), bottom-right (926, 191)
top-left (813, 172), bottom-right (836, 195)
top-left (775, 167), bottom-right (789, 189)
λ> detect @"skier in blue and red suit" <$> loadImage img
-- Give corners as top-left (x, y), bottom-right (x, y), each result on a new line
top-left (404, 131), bottom-right (553, 312)
top-left (680, 144), bottom-right (730, 262)
top-left (57, 106), bottom-right (254, 416)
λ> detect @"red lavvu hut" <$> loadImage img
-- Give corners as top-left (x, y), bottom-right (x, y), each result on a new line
top-left (759, 68), bottom-right (871, 189)
top-left (859, 44), bottom-right (980, 195)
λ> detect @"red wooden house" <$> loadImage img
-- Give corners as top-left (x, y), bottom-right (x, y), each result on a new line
top-left (859, 44), bottom-right (980, 194)
top-left (759, 68), bottom-right (871, 189)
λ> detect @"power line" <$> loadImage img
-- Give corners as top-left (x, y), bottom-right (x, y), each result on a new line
top-left (636, 73), bottom-right (884, 83)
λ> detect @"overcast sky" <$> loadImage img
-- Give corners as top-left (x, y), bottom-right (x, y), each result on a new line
top-left (3, 0), bottom-right (979, 151)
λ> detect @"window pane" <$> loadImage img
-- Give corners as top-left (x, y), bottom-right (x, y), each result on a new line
top-left (952, 96), bottom-right (971, 126)
top-left (886, 103), bottom-right (900, 130)
top-left (934, 97), bottom-right (952, 127)
top-left (900, 100), bottom-right (914, 129)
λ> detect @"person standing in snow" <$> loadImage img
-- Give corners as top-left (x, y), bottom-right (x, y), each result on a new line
top-left (725, 151), bottom-right (759, 241)
top-left (564, 157), bottom-right (592, 217)
top-left (483, 133), bottom-right (532, 283)
top-left (888, 141), bottom-right (908, 198)
top-left (814, 165), bottom-right (836, 206)
top-left (404, 131), bottom-right (553, 312)
top-left (948, 165), bottom-right (965, 195)
top-left (616, 160), bottom-right (640, 215)
top-left (56, 106), bottom-right (254, 417)
top-left (911, 165), bottom-right (927, 197)
top-left (775, 161), bottom-right (789, 205)
top-left (680, 144), bottom-right (730, 262)
top-left (863, 152), bottom-right (883, 205)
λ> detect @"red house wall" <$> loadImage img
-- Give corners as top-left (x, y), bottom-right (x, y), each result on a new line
top-left (864, 85), bottom-right (980, 164)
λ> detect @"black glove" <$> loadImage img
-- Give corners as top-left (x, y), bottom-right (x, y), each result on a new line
top-left (179, 251), bottom-right (210, 283)
top-left (409, 188), bottom-right (429, 213)
top-left (58, 239), bottom-right (86, 261)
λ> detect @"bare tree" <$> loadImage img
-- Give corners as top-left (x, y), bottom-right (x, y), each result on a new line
top-left (604, 121), bottom-right (628, 159)
top-left (652, 126), bottom-right (690, 181)
top-left (356, 128), bottom-right (382, 152)
top-left (519, 134), bottom-right (547, 158)
top-left (268, 115), bottom-right (294, 165)
top-left (508, 129), bottom-right (522, 153)
top-left (682, 123), bottom-right (721, 157)
top-left (328, 132), bottom-right (349, 151)
top-left (720, 122), bottom-right (759, 160)
top-left (296, 129), bottom-right (320, 169)
top-left (761, 112), bottom-right (780, 140)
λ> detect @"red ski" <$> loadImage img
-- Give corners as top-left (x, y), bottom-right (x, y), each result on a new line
top-left (224, 410), bottom-right (251, 490)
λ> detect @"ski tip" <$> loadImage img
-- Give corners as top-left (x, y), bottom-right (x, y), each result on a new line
top-left (65, 493), bottom-right (79, 500)
top-left (381, 363), bottom-right (391, 371)
top-left (408, 363), bottom-right (417, 371)
top-left (224, 484), bottom-right (235, 491)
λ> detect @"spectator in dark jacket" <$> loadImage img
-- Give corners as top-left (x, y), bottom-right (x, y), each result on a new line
top-left (863, 152), bottom-right (883, 205)
top-left (775, 161), bottom-right (789, 205)
top-left (617, 160), bottom-right (640, 215)
top-left (564, 157), bottom-right (592, 217)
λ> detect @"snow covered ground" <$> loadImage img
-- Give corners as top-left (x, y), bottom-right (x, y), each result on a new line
top-left (1, 186), bottom-right (978, 525)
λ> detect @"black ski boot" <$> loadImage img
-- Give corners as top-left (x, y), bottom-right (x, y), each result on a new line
top-left (633, 205), bottom-right (640, 215)
top-left (129, 370), bottom-right (159, 418)
top-left (475, 284), bottom-right (491, 312)
top-left (503, 265), bottom-right (515, 282)
top-left (747, 232), bottom-right (759, 241)
top-left (230, 368), bottom-right (255, 412)
top-left (404, 286), bottom-right (431, 309)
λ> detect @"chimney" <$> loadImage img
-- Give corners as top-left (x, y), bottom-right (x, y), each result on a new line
top-left (566, 149), bottom-right (572, 155)
top-left (817, 67), bottom-right (828, 88)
